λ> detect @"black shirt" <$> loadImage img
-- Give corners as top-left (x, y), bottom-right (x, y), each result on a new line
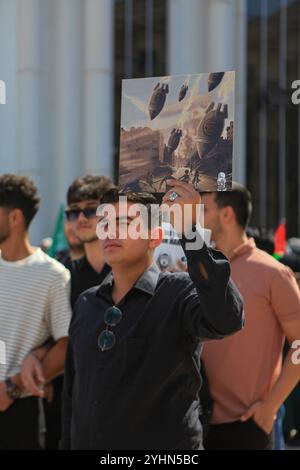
top-left (68, 256), bottom-right (111, 308)
top-left (61, 233), bottom-right (244, 450)
top-left (55, 249), bottom-right (72, 268)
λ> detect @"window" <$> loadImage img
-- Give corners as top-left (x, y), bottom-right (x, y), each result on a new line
top-left (114, 0), bottom-right (167, 179)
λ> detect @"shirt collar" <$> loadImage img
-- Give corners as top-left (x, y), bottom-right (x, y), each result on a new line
top-left (97, 262), bottom-right (161, 298)
top-left (135, 262), bottom-right (161, 295)
top-left (230, 237), bottom-right (256, 262)
top-left (74, 255), bottom-right (89, 271)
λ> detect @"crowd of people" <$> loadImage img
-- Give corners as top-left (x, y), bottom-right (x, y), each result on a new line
top-left (0, 172), bottom-right (299, 450)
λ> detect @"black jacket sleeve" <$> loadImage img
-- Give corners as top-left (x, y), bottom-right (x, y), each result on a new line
top-left (60, 334), bottom-right (75, 449)
top-left (179, 227), bottom-right (244, 341)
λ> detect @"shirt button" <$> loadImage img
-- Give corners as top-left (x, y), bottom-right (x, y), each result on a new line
top-left (94, 400), bottom-right (99, 406)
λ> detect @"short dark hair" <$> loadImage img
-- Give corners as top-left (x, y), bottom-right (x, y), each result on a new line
top-left (0, 173), bottom-right (40, 228)
top-left (213, 182), bottom-right (252, 229)
top-left (67, 175), bottom-right (115, 206)
top-left (100, 188), bottom-right (162, 228)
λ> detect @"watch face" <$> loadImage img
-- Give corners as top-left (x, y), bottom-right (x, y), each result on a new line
top-left (5, 379), bottom-right (21, 400)
top-left (10, 387), bottom-right (21, 400)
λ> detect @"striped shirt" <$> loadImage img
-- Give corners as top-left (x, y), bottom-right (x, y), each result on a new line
top-left (0, 248), bottom-right (71, 382)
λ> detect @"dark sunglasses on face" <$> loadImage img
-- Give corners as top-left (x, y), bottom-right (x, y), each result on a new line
top-left (65, 207), bottom-right (98, 221)
top-left (98, 306), bottom-right (123, 352)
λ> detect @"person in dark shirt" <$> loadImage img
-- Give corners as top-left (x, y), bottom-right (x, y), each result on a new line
top-left (42, 175), bottom-right (114, 449)
top-left (61, 182), bottom-right (244, 450)
top-left (65, 175), bottom-right (115, 307)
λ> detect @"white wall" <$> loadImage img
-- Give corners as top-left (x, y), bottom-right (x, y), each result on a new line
top-left (167, 0), bottom-right (247, 185)
top-left (0, 0), bottom-right (248, 243)
top-left (0, 0), bottom-right (114, 244)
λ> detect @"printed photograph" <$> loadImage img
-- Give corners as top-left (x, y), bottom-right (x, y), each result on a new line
top-left (119, 71), bottom-right (235, 193)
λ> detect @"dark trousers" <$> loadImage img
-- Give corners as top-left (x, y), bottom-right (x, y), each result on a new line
top-left (0, 397), bottom-right (39, 450)
top-left (43, 375), bottom-right (63, 450)
top-left (204, 419), bottom-right (274, 450)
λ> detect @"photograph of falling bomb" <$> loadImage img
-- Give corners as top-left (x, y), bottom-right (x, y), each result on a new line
top-left (118, 71), bottom-right (235, 193)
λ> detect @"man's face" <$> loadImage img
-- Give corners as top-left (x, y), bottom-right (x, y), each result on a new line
top-left (67, 199), bottom-right (100, 243)
top-left (64, 220), bottom-right (83, 249)
top-left (201, 193), bottom-right (223, 241)
top-left (98, 202), bottom-right (162, 267)
top-left (0, 207), bottom-right (11, 245)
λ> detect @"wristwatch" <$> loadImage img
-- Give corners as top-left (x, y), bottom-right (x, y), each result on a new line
top-left (5, 378), bottom-right (22, 400)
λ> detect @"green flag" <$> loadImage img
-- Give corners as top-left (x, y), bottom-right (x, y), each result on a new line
top-left (48, 204), bottom-right (68, 258)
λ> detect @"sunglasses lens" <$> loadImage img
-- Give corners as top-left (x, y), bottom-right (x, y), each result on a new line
top-left (65, 210), bottom-right (79, 221)
top-left (104, 306), bottom-right (122, 327)
top-left (83, 208), bottom-right (97, 219)
top-left (98, 307), bottom-right (122, 352)
top-left (65, 207), bottom-right (97, 221)
top-left (98, 330), bottom-right (116, 351)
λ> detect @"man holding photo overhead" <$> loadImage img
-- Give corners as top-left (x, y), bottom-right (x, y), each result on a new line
top-left (61, 180), bottom-right (244, 450)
